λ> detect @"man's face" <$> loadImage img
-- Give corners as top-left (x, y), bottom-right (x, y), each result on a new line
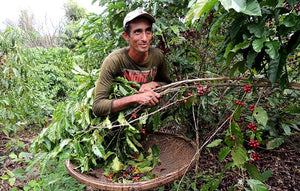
top-left (124, 18), bottom-right (153, 54)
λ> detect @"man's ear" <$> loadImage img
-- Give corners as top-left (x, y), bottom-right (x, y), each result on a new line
top-left (122, 31), bottom-right (130, 41)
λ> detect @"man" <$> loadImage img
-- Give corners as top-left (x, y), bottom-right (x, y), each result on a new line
top-left (92, 8), bottom-right (171, 117)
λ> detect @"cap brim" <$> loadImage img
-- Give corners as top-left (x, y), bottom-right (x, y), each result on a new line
top-left (123, 13), bottom-right (155, 28)
top-left (137, 13), bottom-right (155, 23)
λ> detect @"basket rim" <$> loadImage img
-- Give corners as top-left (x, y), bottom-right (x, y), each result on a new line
top-left (65, 132), bottom-right (197, 191)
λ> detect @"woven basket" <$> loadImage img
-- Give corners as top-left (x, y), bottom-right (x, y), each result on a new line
top-left (66, 132), bottom-right (197, 190)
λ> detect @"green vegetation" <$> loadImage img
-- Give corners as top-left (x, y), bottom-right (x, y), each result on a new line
top-left (1, 0), bottom-right (299, 190)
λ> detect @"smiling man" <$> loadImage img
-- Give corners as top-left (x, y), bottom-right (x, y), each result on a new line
top-left (92, 8), bottom-right (171, 117)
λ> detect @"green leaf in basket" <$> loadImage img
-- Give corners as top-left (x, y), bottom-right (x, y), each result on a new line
top-left (140, 173), bottom-right (156, 180)
top-left (152, 144), bottom-right (160, 157)
top-left (130, 152), bottom-right (144, 162)
top-left (126, 135), bottom-right (139, 154)
top-left (138, 166), bottom-right (153, 173)
top-left (130, 135), bottom-right (143, 148)
top-left (74, 140), bottom-right (84, 157)
top-left (92, 143), bottom-right (105, 158)
top-left (122, 179), bottom-right (133, 183)
top-left (138, 156), bottom-right (153, 169)
top-left (111, 156), bottom-right (123, 173)
top-left (103, 151), bottom-right (114, 160)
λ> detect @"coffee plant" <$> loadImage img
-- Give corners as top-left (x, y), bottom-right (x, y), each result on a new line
top-left (187, 0), bottom-right (300, 87)
top-left (1, 0), bottom-right (299, 190)
top-left (0, 28), bottom-right (79, 136)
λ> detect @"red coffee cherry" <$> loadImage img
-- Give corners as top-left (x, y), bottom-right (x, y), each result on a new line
top-left (249, 139), bottom-right (259, 149)
top-left (249, 104), bottom-right (255, 112)
top-left (251, 152), bottom-right (261, 161)
top-left (248, 123), bottom-right (257, 131)
top-left (236, 100), bottom-right (244, 106)
top-left (243, 85), bottom-right (251, 93)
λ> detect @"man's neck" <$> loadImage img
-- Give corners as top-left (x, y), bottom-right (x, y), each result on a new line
top-left (126, 47), bottom-right (148, 63)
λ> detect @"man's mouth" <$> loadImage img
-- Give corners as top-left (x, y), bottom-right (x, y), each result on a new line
top-left (139, 43), bottom-right (148, 48)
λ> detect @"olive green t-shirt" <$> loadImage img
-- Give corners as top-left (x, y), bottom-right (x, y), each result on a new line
top-left (92, 47), bottom-right (171, 116)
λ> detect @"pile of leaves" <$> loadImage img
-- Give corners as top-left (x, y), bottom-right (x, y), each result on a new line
top-left (30, 76), bottom-right (161, 183)
top-left (103, 148), bottom-right (159, 183)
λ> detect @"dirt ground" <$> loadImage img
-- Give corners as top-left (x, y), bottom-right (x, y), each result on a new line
top-left (196, 134), bottom-right (300, 191)
top-left (1, 128), bottom-right (299, 191)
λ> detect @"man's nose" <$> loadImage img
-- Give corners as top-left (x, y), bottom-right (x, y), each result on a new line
top-left (141, 32), bottom-right (148, 41)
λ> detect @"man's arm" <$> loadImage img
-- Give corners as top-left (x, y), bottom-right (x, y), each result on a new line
top-left (111, 90), bottom-right (161, 114)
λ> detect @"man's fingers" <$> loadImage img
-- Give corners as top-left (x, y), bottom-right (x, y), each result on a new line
top-left (155, 93), bottom-right (161, 98)
top-left (138, 91), bottom-right (161, 107)
top-left (153, 97), bottom-right (159, 104)
top-left (146, 95), bottom-right (159, 107)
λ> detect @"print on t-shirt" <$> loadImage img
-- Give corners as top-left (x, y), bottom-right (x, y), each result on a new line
top-left (123, 67), bottom-right (157, 84)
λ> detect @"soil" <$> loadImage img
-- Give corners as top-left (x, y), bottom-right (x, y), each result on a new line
top-left (0, 128), bottom-right (299, 191)
top-left (196, 134), bottom-right (300, 191)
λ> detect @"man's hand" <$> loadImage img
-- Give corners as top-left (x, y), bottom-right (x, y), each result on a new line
top-left (111, 82), bottom-right (161, 114)
top-left (111, 89), bottom-right (161, 114)
top-left (139, 82), bottom-right (161, 93)
top-left (138, 82), bottom-right (161, 107)
top-left (135, 90), bottom-right (161, 107)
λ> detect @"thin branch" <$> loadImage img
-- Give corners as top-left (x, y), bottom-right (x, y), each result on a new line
top-left (91, 78), bottom-right (299, 130)
top-left (1, 136), bottom-right (32, 143)
top-left (155, 77), bottom-right (300, 93)
top-left (177, 117), bottom-right (230, 191)
top-left (192, 104), bottom-right (200, 174)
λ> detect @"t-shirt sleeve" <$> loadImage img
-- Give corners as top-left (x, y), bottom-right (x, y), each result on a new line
top-left (92, 57), bottom-right (115, 116)
top-left (154, 49), bottom-right (171, 85)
